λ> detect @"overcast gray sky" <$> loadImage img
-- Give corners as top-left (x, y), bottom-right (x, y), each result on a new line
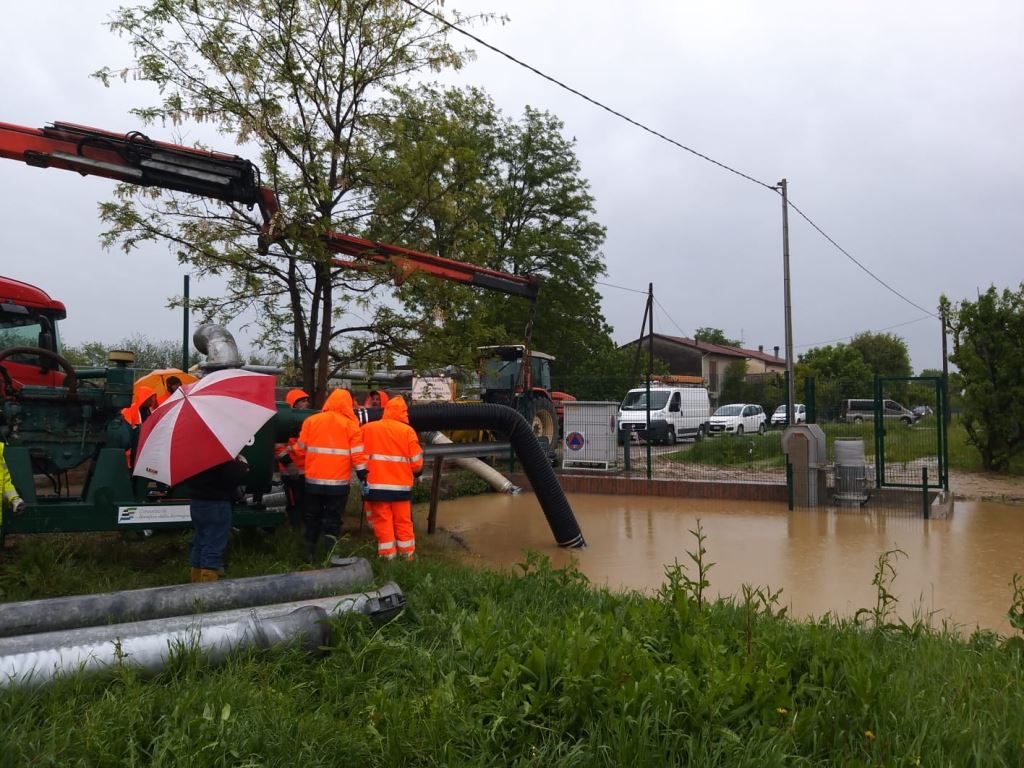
top-left (3, 1), bottom-right (1022, 371)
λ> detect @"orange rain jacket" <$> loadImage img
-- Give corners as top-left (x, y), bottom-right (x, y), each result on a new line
top-left (361, 396), bottom-right (423, 501)
top-left (121, 385), bottom-right (158, 427)
top-left (276, 389), bottom-right (311, 474)
top-left (291, 389), bottom-right (367, 494)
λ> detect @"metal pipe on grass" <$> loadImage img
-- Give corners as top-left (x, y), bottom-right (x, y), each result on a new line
top-left (0, 583), bottom-right (404, 689)
top-left (0, 558), bottom-right (374, 638)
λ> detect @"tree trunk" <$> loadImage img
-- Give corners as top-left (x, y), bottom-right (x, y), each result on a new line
top-left (315, 265), bottom-right (332, 405)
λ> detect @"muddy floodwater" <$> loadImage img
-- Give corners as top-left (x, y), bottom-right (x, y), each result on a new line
top-left (434, 493), bottom-right (1024, 634)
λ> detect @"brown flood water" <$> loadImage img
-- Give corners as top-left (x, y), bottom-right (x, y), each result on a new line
top-left (433, 493), bottom-right (1024, 634)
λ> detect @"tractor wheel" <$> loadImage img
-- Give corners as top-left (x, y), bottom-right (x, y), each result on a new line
top-left (521, 396), bottom-right (558, 446)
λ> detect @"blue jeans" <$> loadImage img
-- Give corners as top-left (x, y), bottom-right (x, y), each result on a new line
top-left (190, 499), bottom-right (232, 570)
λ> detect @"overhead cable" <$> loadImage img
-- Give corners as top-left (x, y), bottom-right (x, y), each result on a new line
top-left (401, 0), bottom-right (777, 190)
top-left (408, 0), bottom-right (938, 321)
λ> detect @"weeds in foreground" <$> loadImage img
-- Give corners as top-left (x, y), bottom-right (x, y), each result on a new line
top-left (856, 547), bottom-right (907, 628)
top-left (3, 530), bottom-right (1024, 766)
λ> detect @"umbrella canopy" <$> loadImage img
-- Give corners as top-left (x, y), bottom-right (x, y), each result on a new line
top-left (134, 368), bottom-right (199, 402)
top-left (132, 369), bottom-right (277, 486)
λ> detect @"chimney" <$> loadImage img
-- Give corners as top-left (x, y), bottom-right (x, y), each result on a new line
top-left (758, 345), bottom-right (763, 353)
top-left (774, 345), bottom-right (780, 358)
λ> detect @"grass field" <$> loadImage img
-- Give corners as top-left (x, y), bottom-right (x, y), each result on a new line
top-left (664, 417), bottom-right (1024, 475)
top-left (2, 525), bottom-right (1024, 766)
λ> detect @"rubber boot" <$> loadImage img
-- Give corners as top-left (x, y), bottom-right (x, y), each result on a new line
top-left (303, 539), bottom-right (317, 564)
top-left (198, 568), bottom-right (220, 582)
top-left (190, 567), bottom-right (201, 583)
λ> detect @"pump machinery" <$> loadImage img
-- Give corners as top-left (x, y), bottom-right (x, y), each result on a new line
top-left (0, 119), bottom-right (562, 544)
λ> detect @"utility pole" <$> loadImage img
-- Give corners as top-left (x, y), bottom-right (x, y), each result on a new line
top-left (779, 179), bottom-right (795, 424)
top-left (181, 274), bottom-right (190, 372)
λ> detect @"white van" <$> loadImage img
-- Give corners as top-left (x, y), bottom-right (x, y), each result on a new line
top-left (617, 386), bottom-right (711, 445)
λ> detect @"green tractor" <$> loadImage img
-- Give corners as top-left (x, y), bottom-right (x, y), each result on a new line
top-left (478, 345), bottom-right (562, 447)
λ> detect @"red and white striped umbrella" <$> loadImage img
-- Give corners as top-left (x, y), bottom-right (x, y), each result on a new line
top-left (132, 369), bottom-right (277, 486)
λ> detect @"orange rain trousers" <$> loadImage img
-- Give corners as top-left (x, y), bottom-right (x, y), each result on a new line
top-left (366, 500), bottom-right (415, 559)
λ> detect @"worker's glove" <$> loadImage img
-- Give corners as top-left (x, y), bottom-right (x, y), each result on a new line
top-left (276, 452), bottom-right (293, 467)
top-left (12, 499), bottom-right (26, 516)
top-left (359, 480), bottom-right (370, 499)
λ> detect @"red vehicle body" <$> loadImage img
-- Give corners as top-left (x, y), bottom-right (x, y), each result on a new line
top-left (0, 276), bottom-right (67, 387)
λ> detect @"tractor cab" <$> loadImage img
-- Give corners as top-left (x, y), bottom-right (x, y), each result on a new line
top-left (477, 345), bottom-right (558, 444)
top-left (478, 345), bottom-right (553, 396)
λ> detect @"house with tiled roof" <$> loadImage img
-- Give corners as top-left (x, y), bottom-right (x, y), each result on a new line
top-left (619, 333), bottom-right (785, 401)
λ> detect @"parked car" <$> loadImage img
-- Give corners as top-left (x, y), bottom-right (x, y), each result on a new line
top-left (839, 398), bottom-right (918, 425)
top-left (708, 403), bottom-right (767, 436)
top-left (911, 405), bottom-right (934, 419)
top-left (617, 386), bottom-right (711, 445)
top-left (771, 403), bottom-right (806, 426)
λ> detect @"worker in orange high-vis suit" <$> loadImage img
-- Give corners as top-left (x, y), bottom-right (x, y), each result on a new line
top-left (290, 389), bottom-right (367, 562)
top-left (121, 385), bottom-right (158, 468)
top-left (275, 388), bottom-right (311, 528)
top-left (363, 389), bottom-right (389, 409)
top-left (361, 396), bottom-right (423, 560)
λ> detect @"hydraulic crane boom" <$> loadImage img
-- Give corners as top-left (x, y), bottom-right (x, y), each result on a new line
top-left (0, 120), bottom-right (539, 300)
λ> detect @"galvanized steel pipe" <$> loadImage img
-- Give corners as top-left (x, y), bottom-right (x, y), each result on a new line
top-left (0, 558), bottom-right (373, 638)
top-left (423, 431), bottom-right (519, 494)
top-left (0, 583), bottom-right (404, 689)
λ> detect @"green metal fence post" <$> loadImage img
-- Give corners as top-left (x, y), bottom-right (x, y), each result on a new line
top-left (874, 376), bottom-right (884, 488)
top-left (940, 377), bottom-right (950, 492)
top-left (804, 375), bottom-right (816, 423)
top-left (786, 461), bottom-right (794, 511)
top-left (922, 466), bottom-right (930, 519)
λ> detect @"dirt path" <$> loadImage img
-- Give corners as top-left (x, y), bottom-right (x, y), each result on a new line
top-left (949, 471), bottom-right (1024, 504)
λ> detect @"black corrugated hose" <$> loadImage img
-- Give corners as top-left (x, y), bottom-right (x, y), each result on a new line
top-left (358, 403), bottom-right (585, 548)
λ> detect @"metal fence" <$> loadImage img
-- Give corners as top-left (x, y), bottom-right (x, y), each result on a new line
top-left (541, 374), bottom-right (951, 515)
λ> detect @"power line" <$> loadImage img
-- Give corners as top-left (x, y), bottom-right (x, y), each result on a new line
top-left (595, 279), bottom-right (647, 295)
top-left (405, 0), bottom-right (938, 321)
top-left (401, 0), bottom-right (776, 191)
top-left (652, 297), bottom-right (690, 338)
top-left (795, 313), bottom-right (934, 350)
top-left (783, 196), bottom-right (939, 319)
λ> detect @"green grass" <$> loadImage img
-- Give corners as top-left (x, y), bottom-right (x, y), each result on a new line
top-left (2, 527), bottom-right (1024, 765)
top-left (665, 418), bottom-right (1024, 475)
top-left (669, 431), bottom-right (786, 467)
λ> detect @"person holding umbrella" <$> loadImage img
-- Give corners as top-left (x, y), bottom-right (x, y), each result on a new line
top-left (291, 389), bottom-right (367, 562)
top-left (186, 455), bottom-right (248, 582)
top-left (131, 369), bottom-right (279, 582)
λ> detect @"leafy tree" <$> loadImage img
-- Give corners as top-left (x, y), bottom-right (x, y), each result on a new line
top-left (694, 327), bottom-right (740, 347)
top-left (718, 360), bottom-right (749, 404)
top-left (942, 287), bottom-right (1024, 471)
top-left (796, 343), bottom-right (873, 418)
top-left (95, 0), bottom-right (483, 403)
top-left (849, 332), bottom-right (912, 379)
top-left (63, 336), bottom-right (183, 370)
top-left (369, 87), bottom-right (615, 391)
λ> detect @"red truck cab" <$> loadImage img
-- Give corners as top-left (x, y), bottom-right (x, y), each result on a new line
top-left (0, 276), bottom-right (67, 387)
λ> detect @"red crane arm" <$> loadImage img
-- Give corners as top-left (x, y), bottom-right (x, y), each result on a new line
top-left (0, 120), bottom-right (278, 223)
top-left (324, 231), bottom-right (539, 300)
top-left (1, 120), bottom-right (538, 299)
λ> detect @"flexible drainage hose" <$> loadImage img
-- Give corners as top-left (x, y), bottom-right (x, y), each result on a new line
top-left (359, 403), bottom-right (585, 548)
